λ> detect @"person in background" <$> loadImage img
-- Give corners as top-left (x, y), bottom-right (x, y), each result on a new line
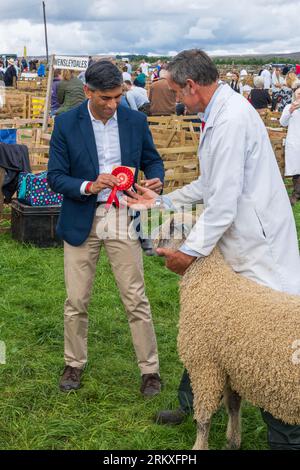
top-left (56, 69), bottom-right (86, 115)
top-left (282, 65), bottom-right (290, 76)
top-left (88, 56), bottom-right (94, 67)
top-left (125, 59), bottom-right (132, 75)
top-left (51, 69), bottom-right (62, 116)
top-left (280, 83), bottom-right (300, 206)
top-left (261, 65), bottom-right (272, 90)
top-left (150, 68), bottom-right (159, 82)
top-left (271, 67), bottom-right (285, 111)
top-left (0, 61), bottom-right (5, 82)
top-left (21, 57), bottom-right (28, 72)
top-left (241, 74), bottom-right (253, 99)
top-left (123, 80), bottom-right (150, 115)
top-left (37, 62), bottom-right (46, 77)
top-left (4, 58), bottom-right (17, 87)
top-left (276, 72), bottom-right (298, 112)
top-left (77, 69), bottom-right (86, 84)
top-left (140, 59), bottom-right (150, 77)
top-left (134, 68), bottom-right (147, 88)
top-left (29, 59), bottom-right (37, 72)
top-left (156, 60), bottom-right (162, 75)
top-left (248, 76), bottom-right (271, 112)
top-left (149, 69), bottom-right (176, 116)
top-left (122, 65), bottom-right (131, 82)
top-left (230, 72), bottom-right (242, 93)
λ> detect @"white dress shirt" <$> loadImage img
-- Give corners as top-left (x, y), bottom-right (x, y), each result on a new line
top-left (80, 101), bottom-right (122, 202)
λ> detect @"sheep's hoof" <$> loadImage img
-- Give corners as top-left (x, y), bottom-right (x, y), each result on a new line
top-left (224, 441), bottom-right (241, 450)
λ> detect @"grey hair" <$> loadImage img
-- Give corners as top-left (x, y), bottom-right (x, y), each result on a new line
top-left (292, 81), bottom-right (300, 100)
top-left (254, 76), bottom-right (264, 89)
top-left (166, 49), bottom-right (219, 87)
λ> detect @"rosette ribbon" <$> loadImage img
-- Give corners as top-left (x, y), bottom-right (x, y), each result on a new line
top-left (105, 166), bottom-right (134, 211)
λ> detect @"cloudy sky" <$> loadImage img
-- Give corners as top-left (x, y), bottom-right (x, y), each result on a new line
top-left (0, 0), bottom-right (299, 57)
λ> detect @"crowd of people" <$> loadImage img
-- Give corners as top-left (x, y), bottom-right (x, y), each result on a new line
top-left (0, 56), bottom-right (46, 88)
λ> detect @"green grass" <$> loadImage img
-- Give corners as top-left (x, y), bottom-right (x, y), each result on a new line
top-left (0, 201), bottom-right (300, 450)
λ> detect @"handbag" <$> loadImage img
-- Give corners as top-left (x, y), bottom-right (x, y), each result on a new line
top-left (18, 171), bottom-right (63, 206)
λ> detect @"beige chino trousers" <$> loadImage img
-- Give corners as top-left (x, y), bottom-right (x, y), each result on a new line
top-left (63, 205), bottom-right (159, 375)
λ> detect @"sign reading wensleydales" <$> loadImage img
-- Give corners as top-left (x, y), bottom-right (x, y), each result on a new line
top-left (54, 55), bottom-right (89, 71)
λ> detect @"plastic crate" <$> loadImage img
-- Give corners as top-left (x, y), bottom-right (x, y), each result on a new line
top-left (11, 199), bottom-right (62, 247)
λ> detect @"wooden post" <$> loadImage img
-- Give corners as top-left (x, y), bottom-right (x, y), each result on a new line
top-left (42, 54), bottom-right (54, 132)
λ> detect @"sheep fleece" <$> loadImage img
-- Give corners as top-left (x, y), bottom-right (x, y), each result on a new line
top-left (178, 248), bottom-right (300, 425)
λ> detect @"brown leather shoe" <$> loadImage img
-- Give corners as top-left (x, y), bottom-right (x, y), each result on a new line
top-left (140, 373), bottom-right (161, 397)
top-left (59, 365), bottom-right (83, 392)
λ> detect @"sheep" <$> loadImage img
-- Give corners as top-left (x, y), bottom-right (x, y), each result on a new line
top-left (153, 212), bottom-right (300, 450)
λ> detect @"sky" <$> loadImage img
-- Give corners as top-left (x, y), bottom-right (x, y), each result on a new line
top-left (0, 0), bottom-right (299, 57)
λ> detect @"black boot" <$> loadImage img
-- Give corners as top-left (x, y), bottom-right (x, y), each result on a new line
top-left (155, 408), bottom-right (187, 425)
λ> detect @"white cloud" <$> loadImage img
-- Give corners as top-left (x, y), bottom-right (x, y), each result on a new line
top-left (0, 0), bottom-right (299, 56)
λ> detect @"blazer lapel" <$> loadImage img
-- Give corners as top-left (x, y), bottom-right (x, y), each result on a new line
top-left (79, 101), bottom-right (99, 175)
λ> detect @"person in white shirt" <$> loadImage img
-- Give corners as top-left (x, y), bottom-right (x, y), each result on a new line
top-left (261, 66), bottom-right (272, 90)
top-left (280, 83), bottom-right (300, 205)
top-left (140, 60), bottom-right (150, 77)
top-left (122, 65), bottom-right (131, 82)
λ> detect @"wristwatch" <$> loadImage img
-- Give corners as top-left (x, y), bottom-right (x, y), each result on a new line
top-left (154, 196), bottom-right (164, 209)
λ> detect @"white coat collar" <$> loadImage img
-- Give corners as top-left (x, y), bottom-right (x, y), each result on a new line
top-left (202, 84), bottom-right (235, 137)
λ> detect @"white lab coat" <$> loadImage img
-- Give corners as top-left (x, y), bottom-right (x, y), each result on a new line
top-left (280, 104), bottom-right (300, 176)
top-left (261, 69), bottom-right (271, 89)
top-left (167, 84), bottom-right (300, 295)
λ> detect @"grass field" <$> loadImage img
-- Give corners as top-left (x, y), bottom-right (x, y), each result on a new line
top-left (0, 201), bottom-right (299, 450)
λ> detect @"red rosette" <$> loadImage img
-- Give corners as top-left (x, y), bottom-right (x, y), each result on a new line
top-left (105, 166), bottom-right (134, 210)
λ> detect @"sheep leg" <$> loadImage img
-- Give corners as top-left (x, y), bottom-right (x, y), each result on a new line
top-left (224, 385), bottom-right (242, 450)
top-left (193, 418), bottom-right (212, 450)
top-left (189, 365), bottom-right (226, 450)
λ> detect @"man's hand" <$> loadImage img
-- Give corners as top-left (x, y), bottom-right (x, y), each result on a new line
top-left (123, 183), bottom-right (158, 210)
top-left (140, 178), bottom-right (163, 194)
top-left (156, 248), bottom-right (197, 275)
top-left (89, 174), bottom-right (121, 194)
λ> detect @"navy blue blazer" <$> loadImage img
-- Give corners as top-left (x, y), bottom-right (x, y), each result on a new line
top-left (47, 101), bottom-right (164, 246)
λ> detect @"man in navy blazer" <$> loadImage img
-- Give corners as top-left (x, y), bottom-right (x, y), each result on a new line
top-left (48, 61), bottom-right (164, 396)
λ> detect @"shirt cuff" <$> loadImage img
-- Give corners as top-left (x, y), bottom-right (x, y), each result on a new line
top-left (161, 195), bottom-right (177, 210)
top-left (179, 243), bottom-right (204, 258)
top-left (80, 181), bottom-right (92, 196)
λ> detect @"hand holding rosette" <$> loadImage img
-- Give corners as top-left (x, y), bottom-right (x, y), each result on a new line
top-left (105, 166), bottom-right (134, 211)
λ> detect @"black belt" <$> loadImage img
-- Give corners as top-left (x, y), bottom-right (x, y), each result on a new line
top-left (96, 201), bottom-right (117, 208)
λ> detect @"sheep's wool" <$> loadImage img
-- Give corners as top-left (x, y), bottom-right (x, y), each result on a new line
top-left (178, 248), bottom-right (300, 425)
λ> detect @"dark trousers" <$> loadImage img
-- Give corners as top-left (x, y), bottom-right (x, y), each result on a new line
top-left (292, 175), bottom-right (300, 200)
top-left (178, 369), bottom-right (300, 450)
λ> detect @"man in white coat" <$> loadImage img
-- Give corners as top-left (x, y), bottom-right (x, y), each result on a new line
top-left (125, 50), bottom-right (300, 450)
top-left (261, 65), bottom-right (272, 90)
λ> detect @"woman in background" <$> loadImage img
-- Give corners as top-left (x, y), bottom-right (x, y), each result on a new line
top-left (280, 83), bottom-right (300, 205)
top-left (56, 69), bottom-right (85, 115)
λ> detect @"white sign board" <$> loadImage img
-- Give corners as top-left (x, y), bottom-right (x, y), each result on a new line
top-left (21, 72), bottom-right (38, 79)
top-left (54, 55), bottom-right (89, 71)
